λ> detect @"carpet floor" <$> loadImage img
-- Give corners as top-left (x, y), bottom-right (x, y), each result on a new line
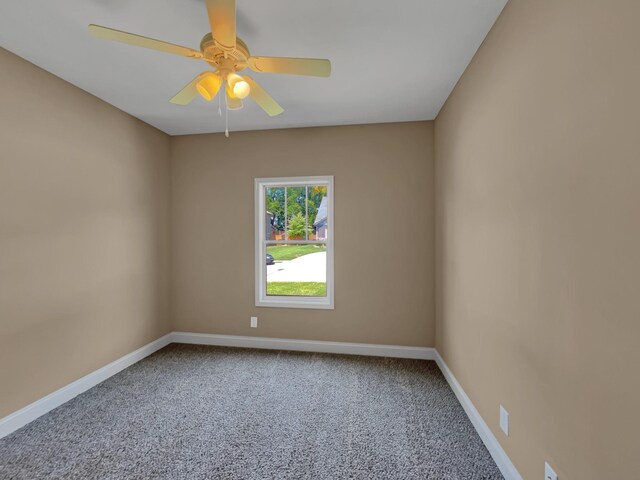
top-left (0, 344), bottom-right (503, 479)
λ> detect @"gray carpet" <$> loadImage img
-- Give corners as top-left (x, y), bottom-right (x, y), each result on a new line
top-left (0, 344), bottom-right (503, 479)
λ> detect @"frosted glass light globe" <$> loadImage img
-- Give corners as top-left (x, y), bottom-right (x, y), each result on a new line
top-left (232, 80), bottom-right (250, 99)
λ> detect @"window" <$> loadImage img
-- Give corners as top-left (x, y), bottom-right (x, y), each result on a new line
top-left (255, 176), bottom-right (334, 309)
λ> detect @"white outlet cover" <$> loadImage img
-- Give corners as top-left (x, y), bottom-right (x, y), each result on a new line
top-left (545, 462), bottom-right (558, 480)
top-left (250, 317), bottom-right (258, 328)
top-left (499, 405), bottom-right (509, 436)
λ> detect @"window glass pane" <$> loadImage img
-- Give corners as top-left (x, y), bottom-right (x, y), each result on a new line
top-left (285, 186), bottom-right (308, 240)
top-left (266, 243), bottom-right (327, 297)
top-left (308, 185), bottom-right (328, 241)
top-left (265, 187), bottom-right (285, 241)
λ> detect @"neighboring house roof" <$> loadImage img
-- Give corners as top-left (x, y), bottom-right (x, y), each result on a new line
top-left (313, 197), bottom-right (328, 226)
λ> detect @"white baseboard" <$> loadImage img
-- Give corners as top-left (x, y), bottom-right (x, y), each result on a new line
top-left (0, 333), bottom-right (172, 439)
top-left (172, 332), bottom-right (437, 360)
top-left (434, 351), bottom-right (522, 480)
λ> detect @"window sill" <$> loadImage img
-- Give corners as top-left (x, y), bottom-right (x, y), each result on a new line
top-left (256, 296), bottom-right (334, 310)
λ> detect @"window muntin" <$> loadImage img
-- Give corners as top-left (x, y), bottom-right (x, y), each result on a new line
top-left (255, 177), bottom-right (334, 309)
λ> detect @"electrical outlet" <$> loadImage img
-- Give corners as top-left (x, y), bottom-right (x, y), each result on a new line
top-left (250, 316), bottom-right (258, 328)
top-left (545, 462), bottom-right (558, 480)
top-left (499, 405), bottom-right (509, 436)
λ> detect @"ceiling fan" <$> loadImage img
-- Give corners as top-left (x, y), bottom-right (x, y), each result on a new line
top-left (89, 0), bottom-right (331, 121)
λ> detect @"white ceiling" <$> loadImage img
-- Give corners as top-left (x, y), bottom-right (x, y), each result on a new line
top-left (0, 0), bottom-right (507, 135)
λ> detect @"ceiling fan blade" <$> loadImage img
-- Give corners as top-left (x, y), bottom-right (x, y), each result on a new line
top-left (170, 72), bottom-right (218, 105)
top-left (248, 57), bottom-right (331, 77)
top-left (243, 76), bottom-right (284, 117)
top-left (89, 25), bottom-right (202, 58)
top-left (205, 0), bottom-right (236, 50)
top-left (226, 86), bottom-right (243, 110)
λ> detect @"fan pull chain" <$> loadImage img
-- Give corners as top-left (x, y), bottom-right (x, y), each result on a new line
top-left (224, 92), bottom-right (230, 138)
top-left (218, 92), bottom-right (222, 117)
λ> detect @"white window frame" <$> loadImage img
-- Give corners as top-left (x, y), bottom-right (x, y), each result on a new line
top-left (255, 176), bottom-right (334, 309)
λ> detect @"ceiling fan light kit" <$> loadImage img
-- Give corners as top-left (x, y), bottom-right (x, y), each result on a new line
top-left (89, 0), bottom-right (331, 136)
top-left (196, 74), bottom-right (222, 101)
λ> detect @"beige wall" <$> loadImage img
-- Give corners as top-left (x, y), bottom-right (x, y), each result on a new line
top-left (170, 122), bottom-right (435, 346)
top-left (0, 48), bottom-right (171, 417)
top-left (435, 0), bottom-right (640, 478)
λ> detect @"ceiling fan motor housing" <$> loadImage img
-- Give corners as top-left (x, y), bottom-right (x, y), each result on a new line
top-left (200, 33), bottom-right (250, 73)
